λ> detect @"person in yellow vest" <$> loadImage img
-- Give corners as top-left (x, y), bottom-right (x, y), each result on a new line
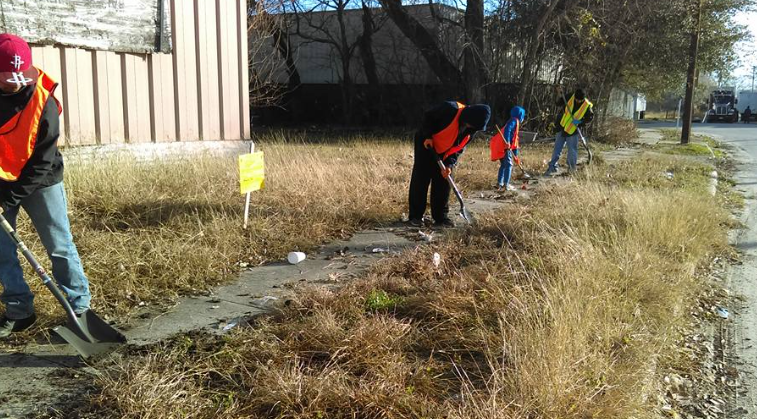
top-left (544, 88), bottom-right (594, 175)
top-left (0, 34), bottom-right (91, 337)
top-left (408, 101), bottom-right (490, 228)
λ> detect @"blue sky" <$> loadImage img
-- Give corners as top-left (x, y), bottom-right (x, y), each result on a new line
top-left (734, 10), bottom-right (757, 89)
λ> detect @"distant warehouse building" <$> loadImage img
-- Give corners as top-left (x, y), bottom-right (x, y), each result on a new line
top-left (9, 0), bottom-right (250, 146)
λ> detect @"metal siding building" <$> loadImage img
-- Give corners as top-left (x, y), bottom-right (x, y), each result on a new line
top-left (28, 0), bottom-right (250, 146)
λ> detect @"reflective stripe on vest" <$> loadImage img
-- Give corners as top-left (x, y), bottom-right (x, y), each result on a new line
top-left (432, 102), bottom-right (466, 157)
top-left (560, 95), bottom-right (592, 135)
top-left (0, 69), bottom-right (60, 182)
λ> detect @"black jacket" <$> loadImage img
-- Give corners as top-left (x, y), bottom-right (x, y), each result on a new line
top-left (417, 101), bottom-right (479, 166)
top-left (0, 89), bottom-right (64, 209)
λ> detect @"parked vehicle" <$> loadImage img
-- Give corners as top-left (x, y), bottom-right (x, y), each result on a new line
top-left (706, 87), bottom-right (739, 123)
top-left (737, 90), bottom-right (757, 122)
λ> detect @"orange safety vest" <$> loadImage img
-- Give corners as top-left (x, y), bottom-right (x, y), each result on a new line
top-left (560, 95), bottom-right (593, 135)
top-left (0, 69), bottom-right (60, 182)
top-left (490, 118), bottom-right (520, 161)
top-left (431, 102), bottom-right (471, 160)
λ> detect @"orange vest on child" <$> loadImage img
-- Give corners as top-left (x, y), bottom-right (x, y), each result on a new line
top-left (490, 118), bottom-right (520, 161)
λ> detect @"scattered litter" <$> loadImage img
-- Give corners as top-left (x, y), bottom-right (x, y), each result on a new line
top-left (665, 171), bottom-right (675, 180)
top-left (432, 252), bottom-right (441, 268)
top-left (715, 307), bottom-right (729, 319)
top-left (419, 231), bottom-right (434, 242)
top-left (238, 262), bottom-right (249, 268)
top-left (138, 301), bottom-right (146, 307)
top-left (372, 247), bottom-right (389, 253)
top-left (252, 296), bottom-right (279, 307)
top-left (221, 319), bottom-right (240, 332)
top-left (210, 305), bottom-right (220, 310)
top-left (287, 251), bottom-right (306, 265)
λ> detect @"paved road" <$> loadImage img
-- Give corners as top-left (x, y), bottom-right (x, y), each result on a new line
top-left (644, 121), bottom-right (757, 417)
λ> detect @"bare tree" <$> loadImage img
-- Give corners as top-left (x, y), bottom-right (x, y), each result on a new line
top-left (248, 0), bottom-right (292, 107)
top-left (289, 0), bottom-right (373, 123)
top-left (377, 0), bottom-right (463, 89)
top-left (463, 0), bottom-right (485, 102)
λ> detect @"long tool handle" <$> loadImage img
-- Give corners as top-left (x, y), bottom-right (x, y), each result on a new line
top-left (0, 211), bottom-right (79, 322)
top-left (576, 127), bottom-right (593, 164)
top-left (436, 157), bottom-right (466, 212)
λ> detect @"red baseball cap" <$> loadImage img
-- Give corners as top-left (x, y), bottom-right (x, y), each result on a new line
top-left (0, 34), bottom-right (38, 90)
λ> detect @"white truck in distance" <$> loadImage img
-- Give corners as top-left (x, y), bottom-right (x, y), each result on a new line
top-left (737, 90), bottom-right (757, 122)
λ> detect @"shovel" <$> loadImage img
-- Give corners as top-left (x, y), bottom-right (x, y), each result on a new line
top-left (435, 156), bottom-right (475, 225)
top-left (0, 210), bottom-right (126, 358)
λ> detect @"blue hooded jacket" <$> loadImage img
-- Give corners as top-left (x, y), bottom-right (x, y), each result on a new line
top-left (503, 106), bottom-right (526, 143)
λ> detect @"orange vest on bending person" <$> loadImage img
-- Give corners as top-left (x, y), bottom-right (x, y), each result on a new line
top-left (559, 95), bottom-right (593, 135)
top-left (432, 102), bottom-right (471, 159)
top-left (0, 69), bottom-right (61, 182)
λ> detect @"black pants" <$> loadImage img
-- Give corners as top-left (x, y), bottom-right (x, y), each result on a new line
top-left (408, 133), bottom-right (451, 222)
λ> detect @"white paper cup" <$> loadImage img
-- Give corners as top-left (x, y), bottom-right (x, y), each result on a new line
top-left (287, 251), bottom-right (306, 265)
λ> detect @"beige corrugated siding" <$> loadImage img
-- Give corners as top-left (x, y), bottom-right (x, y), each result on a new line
top-left (30, 0), bottom-right (250, 146)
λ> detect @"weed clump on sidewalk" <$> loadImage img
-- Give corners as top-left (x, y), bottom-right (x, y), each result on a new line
top-left (74, 153), bottom-right (729, 418)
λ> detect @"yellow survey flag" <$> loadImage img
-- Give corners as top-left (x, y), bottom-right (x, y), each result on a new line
top-left (239, 152), bottom-right (265, 194)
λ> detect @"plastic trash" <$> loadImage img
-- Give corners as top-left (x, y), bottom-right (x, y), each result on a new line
top-left (222, 319), bottom-right (239, 332)
top-left (419, 231), bottom-right (434, 242)
top-left (287, 252), bottom-right (306, 264)
top-left (372, 248), bottom-right (389, 253)
top-left (716, 307), bottom-right (729, 319)
top-left (432, 252), bottom-right (441, 268)
top-left (253, 296), bottom-right (278, 306)
top-left (665, 172), bottom-right (675, 180)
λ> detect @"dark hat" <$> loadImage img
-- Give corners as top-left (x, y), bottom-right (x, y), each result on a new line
top-left (0, 34), bottom-right (38, 91)
top-left (460, 104), bottom-right (491, 131)
top-left (574, 89), bottom-right (586, 101)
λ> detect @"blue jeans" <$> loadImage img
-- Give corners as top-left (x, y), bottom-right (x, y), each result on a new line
top-left (0, 182), bottom-right (91, 319)
top-left (498, 150), bottom-right (514, 187)
top-left (546, 132), bottom-right (579, 173)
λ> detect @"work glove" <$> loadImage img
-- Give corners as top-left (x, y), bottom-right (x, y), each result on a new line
top-left (441, 166), bottom-right (451, 179)
top-left (423, 139), bottom-right (433, 149)
top-left (572, 118), bottom-right (581, 126)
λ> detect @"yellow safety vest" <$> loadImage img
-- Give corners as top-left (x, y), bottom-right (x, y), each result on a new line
top-left (560, 95), bottom-right (593, 135)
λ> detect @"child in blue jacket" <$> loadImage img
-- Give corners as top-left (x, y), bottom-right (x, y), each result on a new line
top-left (490, 106), bottom-right (526, 191)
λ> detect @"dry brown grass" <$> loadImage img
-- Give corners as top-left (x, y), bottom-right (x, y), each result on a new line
top-left (62, 142), bottom-right (730, 418)
top-left (7, 132), bottom-right (556, 338)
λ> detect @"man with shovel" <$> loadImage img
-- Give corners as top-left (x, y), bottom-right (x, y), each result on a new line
top-left (544, 88), bottom-right (594, 175)
top-left (408, 101), bottom-right (490, 227)
top-left (0, 34), bottom-right (91, 337)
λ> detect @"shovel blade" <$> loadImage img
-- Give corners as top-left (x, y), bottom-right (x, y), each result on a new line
top-left (460, 208), bottom-right (476, 225)
top-left (53, 310), bottom-right (126, 359)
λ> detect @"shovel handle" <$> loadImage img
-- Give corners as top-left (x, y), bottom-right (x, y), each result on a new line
top-left (0, 210), bottom-right (79, 322)
top-left (435, 156), bottom-right (466, 208)
top-left (576, 127), bottom-right (593, 163)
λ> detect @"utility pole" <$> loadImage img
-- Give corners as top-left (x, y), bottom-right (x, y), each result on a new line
top-left (682, 0), bottom-right (704, 145)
